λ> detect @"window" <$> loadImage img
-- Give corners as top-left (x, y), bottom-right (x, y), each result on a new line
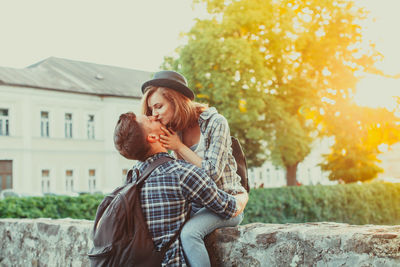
top-left (87, 115), bottom-right (95, 139)
top-left (249, 169), bottom-right (255, 182)
top-left (275, 167), bottom-right (280, 180)
top-left (0, 160), bottom-right (12, 190)
top-left (40, 111), bottom-right (49, 137)
top-left (65, 170), bottom-right (74, 192)
top-left (41, 169), bottom-right (50, 193)
top-left (88, 169), bottom-right (96, 192)
top-left (65, 113), bottom-right (73, 138)
top-left (0, 109), bottom-right (9, 136)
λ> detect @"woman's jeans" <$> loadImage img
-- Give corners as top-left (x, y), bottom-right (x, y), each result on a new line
top-left (180, 208), bottom-right (244, 267)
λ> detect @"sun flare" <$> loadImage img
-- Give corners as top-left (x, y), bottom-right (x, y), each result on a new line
top-left (354, 0), bottom-right (400, 111)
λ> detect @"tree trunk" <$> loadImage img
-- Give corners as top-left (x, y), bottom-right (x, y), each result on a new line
top-left (286, 163), bottom-right (299, 186)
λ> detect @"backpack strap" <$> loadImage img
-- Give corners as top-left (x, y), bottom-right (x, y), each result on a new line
top-left (136, 156), bottom-right (173, 185)
top-left (133, 155), bottom-right (191, 255)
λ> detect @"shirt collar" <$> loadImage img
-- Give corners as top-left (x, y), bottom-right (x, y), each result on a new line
top-left (141, 152), bottom-right (172, 168)
top-left (134, 152), bottom-right (172, 171)
top-left (145, 152), bottom-right (173, 164)
top-left (198, 107), bottom-right (218, 124)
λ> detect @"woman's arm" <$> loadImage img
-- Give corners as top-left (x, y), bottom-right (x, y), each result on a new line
top-left (160, 114), bottom-right (233, 183)
top-left (200, 115), bottom-right (231, 182)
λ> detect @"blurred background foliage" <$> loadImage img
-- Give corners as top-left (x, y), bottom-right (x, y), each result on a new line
top-left (1, 183), bottom-right (399, 225)
top-left (162, 0), bottom-right (400, 185)
top-left (0, 194), bottom-right (104, 220)
top-left (242, 182), bottom-right (400, 225)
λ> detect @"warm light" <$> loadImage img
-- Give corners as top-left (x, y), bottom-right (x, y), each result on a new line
top-left (355, 74), bottom-right (400, 110)
top-left (354, 0), bottom-right (400, 111)
top-left (239, 99), bottom-right (247, 113)
top-left (378, 143), bottom-right (389, 153)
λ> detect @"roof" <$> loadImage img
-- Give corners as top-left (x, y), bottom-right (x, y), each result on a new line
top-left (0, 57), bottom-right (153, 98)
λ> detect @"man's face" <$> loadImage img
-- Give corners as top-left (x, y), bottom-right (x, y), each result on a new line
top-left (136, 115), bottom-right (163, 135)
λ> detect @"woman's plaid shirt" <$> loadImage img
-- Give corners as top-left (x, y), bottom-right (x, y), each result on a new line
top-left (132, 152), bottom-right (238, 266)
top-left (198, 107), bottom-right (246, 194)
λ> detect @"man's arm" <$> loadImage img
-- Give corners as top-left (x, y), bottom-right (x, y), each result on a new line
top-left (179, 163), bottom-right (238, 219)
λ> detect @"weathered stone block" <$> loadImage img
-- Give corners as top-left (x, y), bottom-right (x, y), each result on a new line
top-left (1, 219), bottom-right (400, 266)
top-left (205, 222), bottom-right (400, 266)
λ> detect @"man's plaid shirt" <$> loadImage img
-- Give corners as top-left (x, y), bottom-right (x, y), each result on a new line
top-left (132, 152), bottom-right (238, 266)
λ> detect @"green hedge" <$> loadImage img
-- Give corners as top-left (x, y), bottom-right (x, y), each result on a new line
top-left (0, 194), bottom-right (104, 220)
top-left (242, 183), bottom-right (400, 225)
top-left (1, 183), bottom-right (399, 225)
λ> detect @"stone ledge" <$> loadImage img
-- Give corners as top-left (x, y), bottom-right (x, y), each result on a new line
top-left (1, 219), bottom-right (400, 266)
top-left (205, 222), bottom-right (400, 266)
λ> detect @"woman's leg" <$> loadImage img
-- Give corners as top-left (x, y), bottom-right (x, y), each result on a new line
top-left (180, 208), bottom-right (244, 267)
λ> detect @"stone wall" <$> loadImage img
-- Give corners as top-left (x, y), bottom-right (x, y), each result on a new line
top-left (1, 218), bottom-right (399, 266)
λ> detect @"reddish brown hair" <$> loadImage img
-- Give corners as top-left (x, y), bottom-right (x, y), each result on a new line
top-left (114, 112), bottom-right (150, 161)
top-left (141, 86), bottom-right (207, 131)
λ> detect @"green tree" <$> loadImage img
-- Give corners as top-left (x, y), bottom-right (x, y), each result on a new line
top-left (164, 0), bottom-right (379, 185)
top-left (319, 102), bottom-right (400, 183)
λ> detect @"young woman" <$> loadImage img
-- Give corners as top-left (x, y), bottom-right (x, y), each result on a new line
top-left (141, 70), bottom-right (247, 267)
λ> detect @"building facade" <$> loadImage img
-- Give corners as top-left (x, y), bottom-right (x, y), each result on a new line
top-left (0, 57), bottom-right (151, 195)
top-left (248, 138), bottom-right (335, 188)
top-left (2, 57), bottom-right (396, 196)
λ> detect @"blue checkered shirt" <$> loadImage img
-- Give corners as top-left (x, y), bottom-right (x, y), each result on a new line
top-left (198, 107), bottom-right (246, 194)
top-left (132, 152), bottom-right (238, 266)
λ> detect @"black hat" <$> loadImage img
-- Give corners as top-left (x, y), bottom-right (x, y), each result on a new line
top-left (141, 70), bottom-right (195, 100)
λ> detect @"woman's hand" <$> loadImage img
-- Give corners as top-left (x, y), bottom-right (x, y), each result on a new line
top-left (233, 192), bottom-right (249, 217)
top-left (160, 127), bottom-right (184, 152)
top-left (160, 127), bottom-right (203, 167)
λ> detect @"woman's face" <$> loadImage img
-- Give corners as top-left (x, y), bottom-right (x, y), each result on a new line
top-left (147, 90), bottom-right (174, 126)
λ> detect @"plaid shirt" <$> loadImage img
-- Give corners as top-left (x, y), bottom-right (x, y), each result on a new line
top-left (198, 107), bottom-right (246, 194)
top-left (132, 152), bottom-right (238, 267)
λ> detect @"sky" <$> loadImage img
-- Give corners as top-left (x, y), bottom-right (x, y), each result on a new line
top-left (353, 0), bottom-right (400, 110)
top-left (0, 0), bottom-right (399, 110)
top-left (0, 0), bottom-right (202, 71)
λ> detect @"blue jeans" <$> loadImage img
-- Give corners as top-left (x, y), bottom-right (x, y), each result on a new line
top-left (180, 208), bottom-right (244, 267)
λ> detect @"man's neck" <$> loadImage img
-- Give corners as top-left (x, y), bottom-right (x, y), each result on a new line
top-left (146, 145), bottom-right (168, 158)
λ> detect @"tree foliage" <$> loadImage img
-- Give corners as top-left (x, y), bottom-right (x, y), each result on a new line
top-left (163, 0), bottom-right (384, 185)
top-left (319, 103), bottom-right (400, 183)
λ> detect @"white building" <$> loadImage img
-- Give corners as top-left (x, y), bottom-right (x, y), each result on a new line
top-left (0, 57), bottom-right (152, 195)
top-left (2, 57), bottom-right (394, 195)
top-left (247, 136), bottom-right (400, 188)
top-left (248, 138), bottom-right (334, 188)
top-left (377, 142), bottom-right (400, 182)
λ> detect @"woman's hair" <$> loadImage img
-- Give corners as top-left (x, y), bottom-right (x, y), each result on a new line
top-left (141, 86), bottom-right (207, 131)
top-left (114, 112), bottom-right (150, 161)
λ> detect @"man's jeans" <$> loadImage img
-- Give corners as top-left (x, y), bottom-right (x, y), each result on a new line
top-left (180, 208), bottom-right (244, 267)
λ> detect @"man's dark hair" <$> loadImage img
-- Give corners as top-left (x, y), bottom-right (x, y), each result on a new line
top-left (114, 112), bottom-right (151, 161)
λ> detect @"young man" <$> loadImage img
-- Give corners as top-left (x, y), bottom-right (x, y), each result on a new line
top-left (113, 112), bottom-right (248, 266)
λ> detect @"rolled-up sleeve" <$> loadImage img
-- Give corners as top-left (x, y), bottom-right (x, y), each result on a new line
top-left (201, 116), bottom-right (231, 183)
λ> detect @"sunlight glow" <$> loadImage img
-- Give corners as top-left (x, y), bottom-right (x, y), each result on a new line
top-left (378, 143), bottom-right (389, 153)
top-left (355, 74), bottom-right (400, 110)
top-left (354, 0), bottom-right (400, 110)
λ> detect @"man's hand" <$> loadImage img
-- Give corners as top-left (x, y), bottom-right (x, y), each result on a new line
top-left (233, 191), bottom-right (249, 217)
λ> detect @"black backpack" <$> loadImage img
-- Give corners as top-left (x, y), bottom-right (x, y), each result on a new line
top-left (88, 157), bottom-right (179, 267)
top-left (231, 136), bottom-right (250, 192)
